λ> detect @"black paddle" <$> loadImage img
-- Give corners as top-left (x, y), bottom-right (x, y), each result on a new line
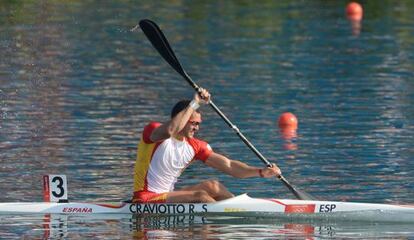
top-left (138, 19), bottom-right (315, 200)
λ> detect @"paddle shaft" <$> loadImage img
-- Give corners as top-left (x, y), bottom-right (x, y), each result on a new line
top-left (138, 19), bottom-right (314, 200)
top-left (181, 72), bottom-right (271, 166)
top-left (182, 72), bottom-right (308, 200)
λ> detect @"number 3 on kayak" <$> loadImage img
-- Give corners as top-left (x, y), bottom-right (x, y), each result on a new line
top-left (43, 175), bottom-right (68, 203)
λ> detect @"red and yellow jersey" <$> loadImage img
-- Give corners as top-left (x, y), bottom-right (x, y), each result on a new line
top-left (133, 122), bottom-right (213, 194)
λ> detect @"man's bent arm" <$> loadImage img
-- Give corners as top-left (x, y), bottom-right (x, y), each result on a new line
top-left (150, 106), bottom-right (195, 142)
top-left (150, 89), bottom-right (210, 142)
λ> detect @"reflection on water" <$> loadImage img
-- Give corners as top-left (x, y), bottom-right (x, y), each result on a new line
top-left (0, 214), bottom-right (413, 239)
top-left (1, 0), bottom-right (414, 238)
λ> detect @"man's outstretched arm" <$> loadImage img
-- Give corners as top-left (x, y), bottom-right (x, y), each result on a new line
top-left (205, 152), bottom-right (281, 178)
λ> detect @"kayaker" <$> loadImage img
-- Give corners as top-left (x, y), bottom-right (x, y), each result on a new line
top-left (132, 88), bottom-right (281, 203)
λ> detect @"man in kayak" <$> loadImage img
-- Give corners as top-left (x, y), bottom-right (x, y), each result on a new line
top-left (132, 88), bottom-right (281, 203)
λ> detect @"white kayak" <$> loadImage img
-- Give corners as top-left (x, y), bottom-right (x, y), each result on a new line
top-left (0, 194), bottom-right (413, 223)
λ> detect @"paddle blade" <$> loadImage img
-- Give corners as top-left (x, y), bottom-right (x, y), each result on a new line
top-left (139, 19), bottom-right (187, 78)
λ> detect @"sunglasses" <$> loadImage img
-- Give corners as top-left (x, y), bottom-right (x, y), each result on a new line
top-left (188, 120), bottom-right (201, 127)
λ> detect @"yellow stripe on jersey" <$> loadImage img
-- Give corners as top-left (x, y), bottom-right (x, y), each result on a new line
top-left (133, 139), bottom-right (156, 192)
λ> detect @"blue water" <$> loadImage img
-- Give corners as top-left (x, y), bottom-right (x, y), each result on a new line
top-left (0, 0), bottom-right (413, 238)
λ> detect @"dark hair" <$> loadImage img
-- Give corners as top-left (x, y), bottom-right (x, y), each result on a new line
top-left (171, 99), bottom-right (199, 118)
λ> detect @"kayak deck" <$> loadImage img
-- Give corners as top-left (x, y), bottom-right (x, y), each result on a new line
top-left (0, 194), bottom-right (413, 223)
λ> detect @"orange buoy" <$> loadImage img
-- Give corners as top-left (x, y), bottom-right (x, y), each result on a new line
top-left (278, 112), bottom-right (298, 130)
top-left (346, 2), bottom-right (363, 22)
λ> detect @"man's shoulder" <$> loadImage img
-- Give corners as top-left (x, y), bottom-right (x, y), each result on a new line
top-left (187, 137), bottom-right (212, 151)
top-left (187, 136), bottom-right (208, 144)
top-left (145, 121), bottom-right (161, 129)
top-left (187, 137), bottom-right (213, 161)
top-left (142, 121), bottom-right (162, 143)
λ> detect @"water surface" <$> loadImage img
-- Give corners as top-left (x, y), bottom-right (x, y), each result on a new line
top-left (0, 0), bottom-right (413, 238)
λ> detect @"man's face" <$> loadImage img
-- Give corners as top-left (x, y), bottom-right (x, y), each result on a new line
top-left (181, 112), bottom-right (202, 138)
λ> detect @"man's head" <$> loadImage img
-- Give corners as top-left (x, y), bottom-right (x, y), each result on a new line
top-left (171, 100), bottom-right (202, 139)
